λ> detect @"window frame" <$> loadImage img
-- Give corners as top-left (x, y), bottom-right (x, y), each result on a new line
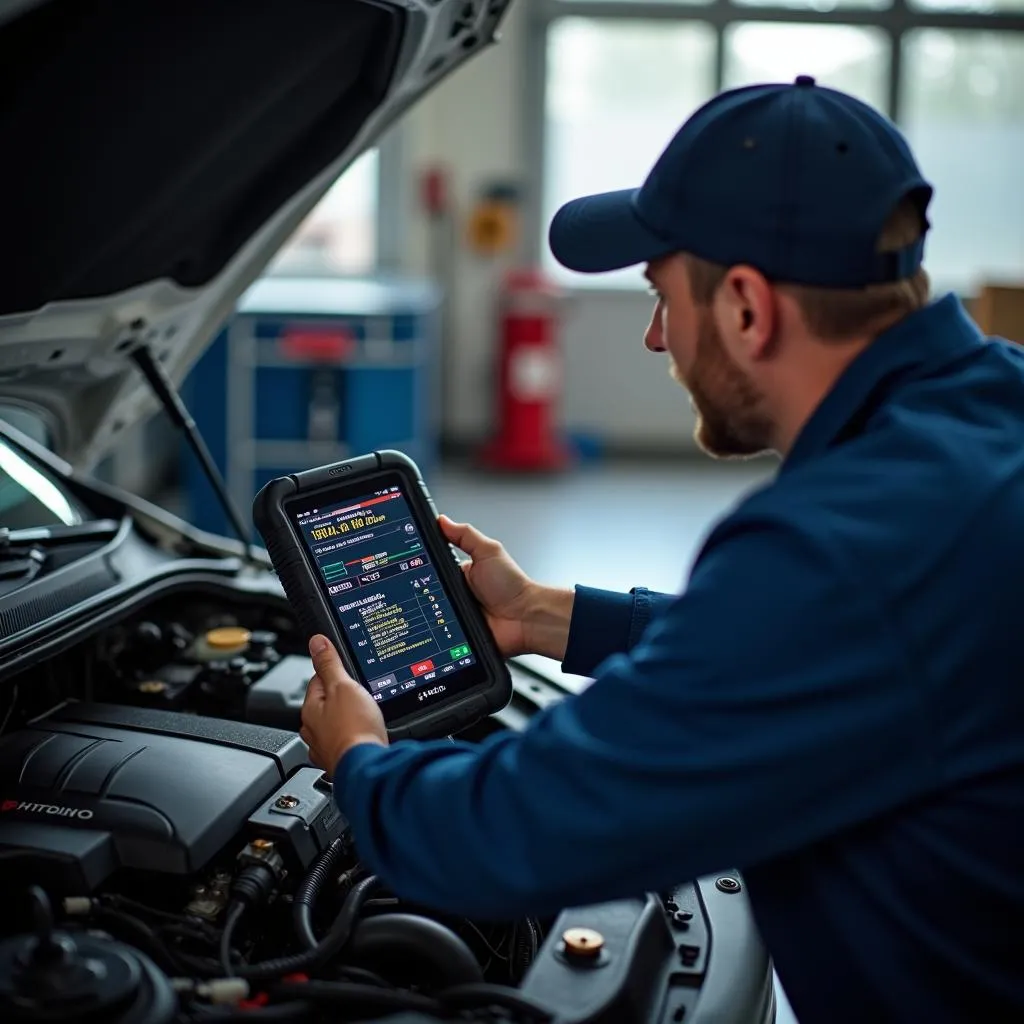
top-left (525, 0), bottom-right (1024, 288)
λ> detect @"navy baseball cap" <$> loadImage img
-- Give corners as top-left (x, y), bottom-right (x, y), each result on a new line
top-left (548, 76), bottom-right (933, 288)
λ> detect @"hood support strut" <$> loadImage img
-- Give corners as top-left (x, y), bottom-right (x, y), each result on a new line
top-left (130, 345), bottom-right (260, 565)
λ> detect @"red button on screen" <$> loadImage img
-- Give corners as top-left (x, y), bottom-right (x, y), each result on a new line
top-left (411, 660), bottom-right (435, 677)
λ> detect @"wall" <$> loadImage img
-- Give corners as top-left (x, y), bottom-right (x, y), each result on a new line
top-left (396, 0), bottom-right (699, 453)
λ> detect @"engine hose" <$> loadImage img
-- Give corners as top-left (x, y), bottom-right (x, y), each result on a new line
top-left (345, 913), bottom-right (484, 989)
top-left (231, 873), bottom-right (381, 982)
top-left (292, 837), bottom-right (345, 950)
top-left (438, 982), bottom-right (555, 1021)
top-left (271, 981), bottom-right (441, 1015)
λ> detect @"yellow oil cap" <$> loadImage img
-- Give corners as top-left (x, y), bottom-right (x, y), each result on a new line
top-left (205, 627), bottom-right (252, 650)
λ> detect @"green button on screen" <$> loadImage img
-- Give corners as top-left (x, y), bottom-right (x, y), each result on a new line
top-left (450, 645), bottom-right (470, 659)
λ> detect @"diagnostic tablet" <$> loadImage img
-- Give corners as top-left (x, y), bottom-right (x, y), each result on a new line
top-left (252, 451), bottom-right (512, 740)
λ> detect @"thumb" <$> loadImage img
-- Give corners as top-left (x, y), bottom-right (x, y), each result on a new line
top-left (308, 634), bottom-right (350, 689)
top-left (438, 516), bottom-right (497, 561)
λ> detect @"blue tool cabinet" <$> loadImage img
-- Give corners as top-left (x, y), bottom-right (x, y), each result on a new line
top-left (182, 275), bottom-right (441, 537)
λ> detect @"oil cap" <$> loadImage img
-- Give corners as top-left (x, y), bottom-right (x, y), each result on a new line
top-left (561, 927), bottom-right (604, 962)
top-left (205, 627), bottom-right (252, 650)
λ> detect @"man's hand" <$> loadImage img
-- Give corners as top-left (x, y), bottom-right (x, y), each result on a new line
top-left (439, 515), bottom-right (575, 662)
top-left (300, 634), bottom-right (387, 776)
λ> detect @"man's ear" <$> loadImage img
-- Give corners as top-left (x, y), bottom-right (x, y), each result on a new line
top-left (715, 266), bottom-right (777, 364)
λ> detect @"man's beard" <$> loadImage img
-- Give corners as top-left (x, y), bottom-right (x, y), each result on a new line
top-left (670, 311), bottom-right (773, 459)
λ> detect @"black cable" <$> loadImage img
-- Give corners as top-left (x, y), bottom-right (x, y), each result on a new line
top-left (185, 1001), bottom-right (312, 1023)
top-left (105, 894), bottom-right (223, 944)
top-left (219, 902), bottom-right (246, 977)
top-left (333, 964), bottom-right (394, 988)
top-left (230, 874), bottom-right (381, 982)
top-left (270, 981), bottom-right (441, 1015)
top-left (92, 907), bottom-right (182, 977)
top-left (438, 982), bottom-right (556, 1020)
top-left (459, 918), bottom-right (511, 964)
top-left (293, 837), bottom-right (345, 950)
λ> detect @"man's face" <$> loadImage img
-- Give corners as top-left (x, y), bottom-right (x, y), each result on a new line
top-left (644, 256), bottom-right (773, 458)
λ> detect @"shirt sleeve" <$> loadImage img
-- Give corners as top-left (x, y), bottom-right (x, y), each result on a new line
top-left (333, 511), bottom-right (937, 920)
top-left (562, 585), bottom-right (677, 676)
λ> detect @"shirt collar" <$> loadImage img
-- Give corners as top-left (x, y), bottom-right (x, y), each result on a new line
top-left (782, 293), bottom-right (986, 472)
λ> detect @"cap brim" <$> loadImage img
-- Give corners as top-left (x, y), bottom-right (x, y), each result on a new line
top-left (548, 189), bottom-right (676, 273)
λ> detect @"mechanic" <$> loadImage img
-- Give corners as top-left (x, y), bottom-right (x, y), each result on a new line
top-left (299, 77), bottom-right (1024, 1023)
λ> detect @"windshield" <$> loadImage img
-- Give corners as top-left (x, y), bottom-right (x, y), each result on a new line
top-left (0, 439), bottom-right (84, 530)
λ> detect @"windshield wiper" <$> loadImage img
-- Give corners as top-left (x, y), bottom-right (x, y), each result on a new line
top-left (0, 518), bottom-right (121, 550)
top-left (0, 548), bottom-right (45, 582)
top-left (0, 519), bottom-right (121, 585)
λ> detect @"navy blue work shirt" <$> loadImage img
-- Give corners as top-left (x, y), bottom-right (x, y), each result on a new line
top-left (335, 294), bottom-right (1024, 1023)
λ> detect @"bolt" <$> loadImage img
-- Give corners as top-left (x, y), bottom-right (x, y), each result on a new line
top-left (715, 876), bottom-right (741, 894)
top-left (275, 795), bottom-right (300, 809)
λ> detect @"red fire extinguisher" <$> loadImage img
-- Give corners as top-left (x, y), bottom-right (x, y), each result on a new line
top-left (479, 267), bottom-right (573, 472)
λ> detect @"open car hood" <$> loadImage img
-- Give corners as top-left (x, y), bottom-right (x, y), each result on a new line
top-left (0, 0), bottom-right (511, 465)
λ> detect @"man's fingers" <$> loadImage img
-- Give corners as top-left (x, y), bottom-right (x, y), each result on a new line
top-left (438, 515), bottom-right (499, 560)
top-left (308, 635), bottom-right (355, 692)
top-left (303, 674), bottom-right (325, 707)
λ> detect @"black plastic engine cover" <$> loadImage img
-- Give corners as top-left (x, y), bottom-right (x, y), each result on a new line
top-left (0, 702), bottom-right (307, 894)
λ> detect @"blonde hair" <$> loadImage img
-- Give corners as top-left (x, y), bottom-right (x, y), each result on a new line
top-left (686, 196), bottom-right (931, 341)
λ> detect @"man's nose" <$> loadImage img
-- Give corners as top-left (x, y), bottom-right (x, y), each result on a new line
top-left (644, 303), bottom-right (666, 352)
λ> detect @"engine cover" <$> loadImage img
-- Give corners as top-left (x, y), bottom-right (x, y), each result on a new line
top-left (0, 702), bottom-right (307, 894)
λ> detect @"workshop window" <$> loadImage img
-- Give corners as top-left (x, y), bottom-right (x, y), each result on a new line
top-left (267, 148), bottom-right (379, 277)
top-left (537, 0), bottom-right (1024, 297)
top-left (722, 24), bottom-right (890, 108)
top-left (900, 30), bottom-right (1024, 289)
top-left (543, 18), bottom-right (717, 290)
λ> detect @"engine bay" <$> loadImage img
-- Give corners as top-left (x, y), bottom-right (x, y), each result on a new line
top-left (0, 598), bottom-right (774, 1024)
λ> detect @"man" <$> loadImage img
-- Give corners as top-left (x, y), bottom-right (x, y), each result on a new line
top-left (300, 77), bottom-right (1024, 1022)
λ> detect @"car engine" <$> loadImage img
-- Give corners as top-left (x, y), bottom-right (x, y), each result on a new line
top-left (0, 599), bottom-right (775, 1024)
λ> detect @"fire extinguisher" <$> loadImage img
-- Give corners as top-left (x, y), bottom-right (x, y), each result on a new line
top-left (479, 267), bottom-right (573, 472)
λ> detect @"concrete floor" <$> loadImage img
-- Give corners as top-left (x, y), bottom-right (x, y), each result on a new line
top-left (432, 456), bottom-right (800, 1024)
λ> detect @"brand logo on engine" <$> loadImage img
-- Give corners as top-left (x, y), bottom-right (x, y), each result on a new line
top-left (1, 799), bottom-right (94, 820)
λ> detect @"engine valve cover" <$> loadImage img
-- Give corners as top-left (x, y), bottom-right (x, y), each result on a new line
top-left (0, 702), bottom-right (307, 894)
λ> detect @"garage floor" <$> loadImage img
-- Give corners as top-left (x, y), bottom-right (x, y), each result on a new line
top-left (431, 456), bottom-right (799, 1024)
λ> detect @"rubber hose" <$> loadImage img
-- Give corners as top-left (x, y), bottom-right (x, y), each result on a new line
top-left (232, 874), bottom-right (381, 982)
top-left (94, 908), bottom-right (178, 976)
top-left (220, 901), bottom-right (246, 977)
top-left (439, 982), bottom-right (555, 1020)
top-left (292, 838), bottom-right (345, 950)
top-left (345, 913), bottom-right (484, 989)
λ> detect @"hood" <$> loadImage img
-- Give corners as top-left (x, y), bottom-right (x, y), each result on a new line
top-left (0, 0), bottom-right (512, 466)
